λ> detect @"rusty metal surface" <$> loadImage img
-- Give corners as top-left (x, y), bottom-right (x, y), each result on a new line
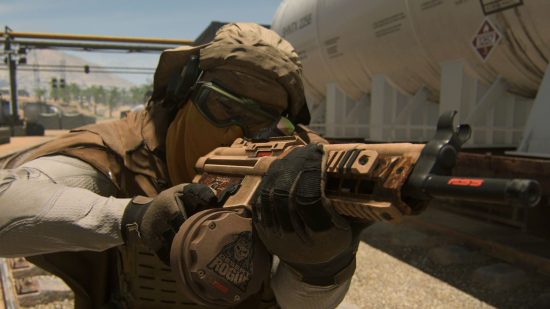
top-left (453, 153), bottom-right (550, 240)
top-left (456, 153), bottom-right (550, 185)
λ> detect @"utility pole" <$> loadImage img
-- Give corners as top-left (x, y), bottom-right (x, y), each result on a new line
top-left (60, 58), bottom-right (66, 103)
top-left (4, 26), bottom-right (20, 125)
top-left (32, 52), bottom-right (41, 100)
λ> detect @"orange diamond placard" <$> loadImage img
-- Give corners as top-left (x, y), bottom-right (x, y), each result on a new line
top-left (472, 19), bottom-right (502, 61)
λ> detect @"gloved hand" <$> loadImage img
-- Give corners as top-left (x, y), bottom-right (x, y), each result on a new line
top-left (253, 144), bottom-right (366, 286)
top-left (121, 183), bottom-right (218, 265)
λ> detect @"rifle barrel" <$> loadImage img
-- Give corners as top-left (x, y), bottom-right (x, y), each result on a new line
top-left (421, 176), bottom-right (541, 207)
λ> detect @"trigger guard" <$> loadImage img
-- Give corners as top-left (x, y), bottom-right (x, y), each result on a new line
top-left (170, 207), bottom-right (270, 307)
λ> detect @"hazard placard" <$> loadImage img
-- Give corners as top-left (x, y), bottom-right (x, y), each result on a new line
top-left (472, 19), bottom-right (502, 62)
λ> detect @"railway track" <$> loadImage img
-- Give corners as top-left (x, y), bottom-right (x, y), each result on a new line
top-left (0, 258), bottom-right (73, 309)
top-left (0, 258), bottom-right (17, 309)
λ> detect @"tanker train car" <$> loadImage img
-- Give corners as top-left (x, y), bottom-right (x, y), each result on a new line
top-left (271, 0), bottom-right (550, 243)
top-left (272, 0), bottom-right (550, 152)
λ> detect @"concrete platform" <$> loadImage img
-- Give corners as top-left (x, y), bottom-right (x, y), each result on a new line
top-left (341, 217), bottom-right (550, 308)
top-left (406, 206), bottom-right (550, 276)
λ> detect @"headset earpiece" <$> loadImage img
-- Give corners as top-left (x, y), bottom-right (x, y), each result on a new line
top-left (163, 54), bottom-right (202, 109)
top-left (289, 102), bottom-right (311, 125)
top-left (175, 55), bottom-right (202, 107)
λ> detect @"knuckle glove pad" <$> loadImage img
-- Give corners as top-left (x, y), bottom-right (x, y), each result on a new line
top-left (253, 144), bottom-right (359, 285)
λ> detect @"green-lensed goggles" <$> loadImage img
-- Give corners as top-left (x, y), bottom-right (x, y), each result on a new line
top-left (191, 81), bottom-right (295, 139)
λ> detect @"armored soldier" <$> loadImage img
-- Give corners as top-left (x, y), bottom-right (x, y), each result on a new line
top-left (0, 23), bottom-right (363, 308)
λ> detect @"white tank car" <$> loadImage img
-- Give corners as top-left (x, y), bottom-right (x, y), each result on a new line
top-left (272, 0), bottom-right (550, 102)
top-left (271, 0), bottom-right (550, 154)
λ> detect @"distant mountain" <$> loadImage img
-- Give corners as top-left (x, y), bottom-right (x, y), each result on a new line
top-left (0, 50), bottom-right (135, 94)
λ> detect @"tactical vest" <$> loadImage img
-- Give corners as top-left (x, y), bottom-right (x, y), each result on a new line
top-left (2, 111), bottom-right (277, 309)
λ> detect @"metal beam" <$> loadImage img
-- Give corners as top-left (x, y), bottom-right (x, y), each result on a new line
top-left (465, 76), bottom-right (508, 124)
top-left (511, 64), bottom-right (550, 158)
top-left (393, 86), bottom-right (429, 125)
top-left (1, 39), bottom-right (176, 53)
top-left (3, 31), bottom-right (192, 45)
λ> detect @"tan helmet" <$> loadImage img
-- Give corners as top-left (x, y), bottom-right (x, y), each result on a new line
top-left (151, 22), bottom-right (310, 124)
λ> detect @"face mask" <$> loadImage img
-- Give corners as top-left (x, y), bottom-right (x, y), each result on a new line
top-left (166, 102), bottom-right (243, 185)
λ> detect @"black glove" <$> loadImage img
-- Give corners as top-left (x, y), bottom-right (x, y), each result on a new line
top-left (253, 144), bottom-right (365, 286)
top-left (121, 183), bottom-right (218, 265)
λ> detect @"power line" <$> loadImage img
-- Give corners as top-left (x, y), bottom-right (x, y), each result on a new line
top-left (30, 64), bottom-right (155, 70)
top-left (0, 67), bottom-right (154, 75)
top-left (0, 63), bottom-right (155, 75)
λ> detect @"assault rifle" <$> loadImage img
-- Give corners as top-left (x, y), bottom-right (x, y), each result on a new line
top-left (170, 111), bottom-right (541, 307)
top-left (191, 111), bottom-right (540, 222)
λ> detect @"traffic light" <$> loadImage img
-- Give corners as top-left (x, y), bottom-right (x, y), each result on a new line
top-left (51, 78), bottom-right (58, 88)
top-left (84, 65), bottom-right (90, 74)
top-left (60, 78), bottom-right (66, 88)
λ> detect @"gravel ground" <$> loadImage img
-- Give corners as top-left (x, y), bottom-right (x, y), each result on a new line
top-left (339, 223), bottom-right (550, 309)
top-left (22, 299), bottom-right (74, 309)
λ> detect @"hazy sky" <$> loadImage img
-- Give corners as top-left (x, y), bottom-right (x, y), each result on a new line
top-left (1, 0), bottom-right (282, 85)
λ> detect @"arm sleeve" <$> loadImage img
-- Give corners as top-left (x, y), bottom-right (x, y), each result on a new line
top-left (271, 256), bottom-right (352, 309)
top-left (0, 155), bottom-right (131, 257)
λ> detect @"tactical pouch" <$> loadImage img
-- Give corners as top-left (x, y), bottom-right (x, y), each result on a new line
top-left (170, 207), bottom-right (272, 308)
top-left (116, 206), bottom-right (275, 309)
top-left (116, 228), bottom-right (204, 308)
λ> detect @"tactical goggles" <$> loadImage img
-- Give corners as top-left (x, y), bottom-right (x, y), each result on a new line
top-left (191, 81), bottom-right (295, 139)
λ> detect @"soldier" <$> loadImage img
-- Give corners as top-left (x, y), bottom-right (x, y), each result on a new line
top-left (0, 23), bottom-right (363, 308)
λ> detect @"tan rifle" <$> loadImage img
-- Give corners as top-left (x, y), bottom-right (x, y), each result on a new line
top-left (192, 111), bottom-right (541, 222)
top-left (170, 111), bottom-right (541, 306)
